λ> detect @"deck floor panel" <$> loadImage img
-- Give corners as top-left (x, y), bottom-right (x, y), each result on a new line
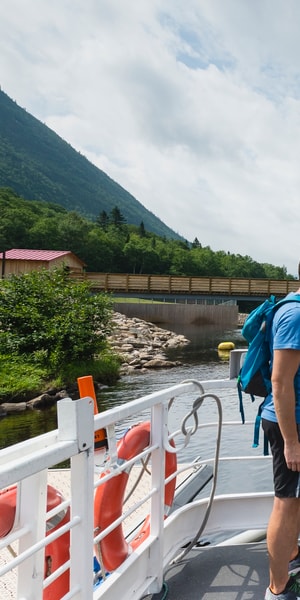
top-left (147, 542), bottom-right (269, 599)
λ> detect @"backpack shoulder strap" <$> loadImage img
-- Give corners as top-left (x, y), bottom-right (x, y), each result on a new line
top-left (275, 293), bottom-right (300, 310)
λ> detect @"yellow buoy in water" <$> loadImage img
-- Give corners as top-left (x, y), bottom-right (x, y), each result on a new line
top-left (218, 349), bottom-right (231, 361)
top-left (217, 341), bottom-right (235, 351)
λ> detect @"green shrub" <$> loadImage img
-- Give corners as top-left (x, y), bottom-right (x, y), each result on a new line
top-left (0, 267), bottom-right (115, 375)
top-left (59, 351), bottom-right (121, 388)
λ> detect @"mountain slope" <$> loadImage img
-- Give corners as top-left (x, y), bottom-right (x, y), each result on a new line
top-left (0, 90), bottom-right (182, 239)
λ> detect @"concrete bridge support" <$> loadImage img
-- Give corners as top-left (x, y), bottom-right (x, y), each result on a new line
top-left (113, 302), bottom-right (238, 326)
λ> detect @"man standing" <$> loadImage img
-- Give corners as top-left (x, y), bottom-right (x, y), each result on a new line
top-left (262, 287), bottom-right (300, 599)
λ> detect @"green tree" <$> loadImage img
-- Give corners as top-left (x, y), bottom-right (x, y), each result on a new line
top-left (261, 263), bottom-right (288, 279)
top-left (96, 210), bottom-right (109, 230)
top-left (0, 267), bottom-right (114, 372)
top-left (169, 246), bottom-right (192, 276)
top-left (110, 206), bottom-right (126, 227)
top-left (56, 212), bottom-right (90, 257)
top-left (138, 221), bottom-right (146, 237)
top-left (190, 247), bottom-right (219, 276)
top-left (84, 227), bottom-right (115, 271)
top-left (123, 234), bottom-right (159, 273)
top-left (28, 215), bottom-right (62, 248)
top-left (192, 237), bottom-right (201, 249)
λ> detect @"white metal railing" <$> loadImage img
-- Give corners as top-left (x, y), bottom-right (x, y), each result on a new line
top-left (0, 367), bottom-right (272, 600)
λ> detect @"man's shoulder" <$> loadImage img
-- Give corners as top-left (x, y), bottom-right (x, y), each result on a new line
top-left (274, 294), bottom-right (300, 320)
top-left (273, 299), bottom-right (300, 349)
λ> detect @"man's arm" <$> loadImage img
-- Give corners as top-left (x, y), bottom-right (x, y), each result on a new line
top-left (272, 348), bottom-right (300, 470)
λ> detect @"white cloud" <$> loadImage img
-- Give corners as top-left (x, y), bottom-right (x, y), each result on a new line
top-left (1, 0), bottom-right (300, 275)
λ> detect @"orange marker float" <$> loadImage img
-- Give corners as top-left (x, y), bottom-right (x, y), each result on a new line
top-left (77, 375), bottom-right (107, 451)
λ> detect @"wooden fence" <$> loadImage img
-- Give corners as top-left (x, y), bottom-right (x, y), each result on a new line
top-left (71, 273), bottom-right (299, 297)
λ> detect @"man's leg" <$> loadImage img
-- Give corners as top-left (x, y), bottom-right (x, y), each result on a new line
top-left (267, 496), bottom-right (300, 594)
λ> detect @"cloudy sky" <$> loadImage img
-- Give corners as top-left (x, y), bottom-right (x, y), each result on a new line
top-left (1, 0), bottom-right (300, 276)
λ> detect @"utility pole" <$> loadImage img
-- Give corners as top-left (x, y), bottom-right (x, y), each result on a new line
top-left (1, 250), bottom-right (5, 278)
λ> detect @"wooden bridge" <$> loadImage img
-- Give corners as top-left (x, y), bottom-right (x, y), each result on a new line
top-left (73, 272), bottom-right (299, 299)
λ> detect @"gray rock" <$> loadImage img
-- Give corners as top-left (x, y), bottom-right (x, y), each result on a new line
top-left (108, 312), bottom-right (190, 373)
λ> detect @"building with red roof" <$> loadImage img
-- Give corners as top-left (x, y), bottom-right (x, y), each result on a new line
top-left (0, 249), bottom-right (85, 277)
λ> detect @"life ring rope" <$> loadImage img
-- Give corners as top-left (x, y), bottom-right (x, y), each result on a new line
top-left (124, 454), bottom-right (151, 505)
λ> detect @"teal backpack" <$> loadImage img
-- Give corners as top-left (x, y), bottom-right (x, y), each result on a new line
top-left (237, 293), bottom-right (300, 453)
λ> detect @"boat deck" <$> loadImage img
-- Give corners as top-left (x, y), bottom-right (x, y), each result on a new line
top-left (0, 373), bottom-right (273, 600)
top-left (147, 542), bottom-right (269, 599)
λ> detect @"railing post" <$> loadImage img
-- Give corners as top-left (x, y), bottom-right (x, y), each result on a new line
top-left (57, 397), bottom-right (94, 599)
top-left (17, 471), bottom-right (48, 598)
top-left (147, 401), bottom-right (168, 593)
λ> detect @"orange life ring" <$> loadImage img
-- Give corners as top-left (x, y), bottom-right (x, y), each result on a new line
top-left (43, 486), bottom-right (70, 600)
top-left (0, 486), bottom-right (17, 538)
top-left (94, 421), bottom-right (177, 572)
top-left (0, 484), bottom-right (70, 600)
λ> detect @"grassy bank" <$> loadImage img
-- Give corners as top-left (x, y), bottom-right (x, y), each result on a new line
top-left (0, 350), bottom-right (121, 403)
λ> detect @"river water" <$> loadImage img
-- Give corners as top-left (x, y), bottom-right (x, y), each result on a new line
top-left (0, 323), bottom-right (273, 496)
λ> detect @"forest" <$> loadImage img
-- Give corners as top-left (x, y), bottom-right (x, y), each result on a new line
top-left (0, 187), bottom-right (294, 280)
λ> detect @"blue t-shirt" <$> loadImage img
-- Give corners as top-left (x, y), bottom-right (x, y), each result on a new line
top-left (261, 293), bottom-right (300, 423)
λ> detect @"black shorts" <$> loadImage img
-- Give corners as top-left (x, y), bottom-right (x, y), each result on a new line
top-left (262, 418), bottom-right (300, 498)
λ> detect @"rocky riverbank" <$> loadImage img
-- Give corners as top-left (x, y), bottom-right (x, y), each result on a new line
top-left (108, 311), bottom-right (190, 374)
